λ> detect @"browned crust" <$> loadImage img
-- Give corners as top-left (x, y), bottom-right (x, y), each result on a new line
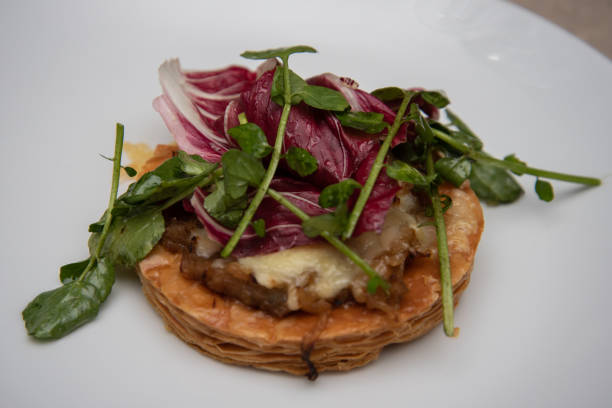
top-left (137, 182), bottom-right (484, 375)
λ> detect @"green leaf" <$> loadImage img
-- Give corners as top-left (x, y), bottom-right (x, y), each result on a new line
top-left (411, 103), bottom-right (435, 144)
top-left (452, 130), bottom-right (484, 152)
top-left (440, 194), bottom-right (453, 213)
top-left (300, 85), bottom-right (349, 111)
top-left (251, 219), bottom-right (266, 238)
top-left (241, 45), bottom-right (317, 60)
top-left (469, 161), bottom-right (523, 204)
top-left (535, 179), bottom-right (554, 202)
top-left (228, 123), bottom-right (273, 158)
top-left (334, 111), bottom-right (387, 134)
top-left (392, 140), bottom-right (427, 164)
top-left (270, 68), bottom-right (349, 110)
top-left (222, 149), bottom-right (266, 199)
top-left (302, 213), bottom-right (346, 238)
top-left (121, 155), bottom-right (214, 206)
top-left (430, 119), bottom-right (483, 152)
top-left (177, 151), bottom-right (217, 176)
top-left (100, 153), bottom-right (138, 177)
top-left (88, 220), bottom-right (105, 233)
top-left (420, 90), bottom-right (450, 108)
top-left (270, 68), bottom-right (307, 105)
top-left (446, 109), bottom-right (483, 146)
top-left (319, 179), bottom-right (361, 208)
top-left (204, 182), bottom-right (248, 229)
top-left (284, 147), bottom-right (318, 177)
top-left (90, 211), bottom-right (165, 266)
top-left (504, 153), bottom-right (526, 175)
top-left (371, 87), bottom-right (405, 102)
top-left (435, 157), bottom-right (472, 187)
top-left (367, 276), bottom-right (387, 294)
top-left (386, 160), bottom-right (432, 187)
top-left (122, 173), bottom-right (165, 204)
top-left (22, 281), bottom-right (101, 339)
top-left (59, 259), bottom-right (90, 284)
top-left (82, 257), bottom-right (115, 302)
top-left (123, 166), bottom-right (137, 177)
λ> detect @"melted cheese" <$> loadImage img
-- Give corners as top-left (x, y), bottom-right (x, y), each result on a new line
top-left (236, 188), bottom-right (434, 311)
top-left (238, 244), bottom-right (360, 301)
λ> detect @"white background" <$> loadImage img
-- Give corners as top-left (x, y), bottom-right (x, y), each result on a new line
top-left (1, 1), bottom-right (611, 407)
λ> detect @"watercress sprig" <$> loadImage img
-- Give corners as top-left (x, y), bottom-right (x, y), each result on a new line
top-left (23, 126), bottom-right (218, 340)
top-left (221, 46), bottom-right (314, 257)
top-left (342, 91), bottom-right (412, 239)
top-left (22, 124), bottom-right (126, 339)
top-left (385, 103), bottom-right (458, 337)
top-left (425, 147), bottom-right (454, 337)
top-left (430, 119), bottom-right (600, 203)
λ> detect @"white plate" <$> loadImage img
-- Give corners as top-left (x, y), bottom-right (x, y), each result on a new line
top-left (2, 1), bottom-right (611, 407)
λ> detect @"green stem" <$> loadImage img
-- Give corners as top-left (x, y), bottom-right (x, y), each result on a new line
top-left (471, 153), bottom-right (601, 186)
top-left (267, 189), bottom-right (388, 293)
top-left (342, 94), bottom-right (412, 239)
top-left (159, 168), bottom-right (218, 212)
top-left (432, 128), bottom-right (470, 153)
top-left (238, 112), bottom-right (247, 125)
top-left (80, 123), bottom-right (125, 280)
top-left (221, 57), bottom-right (293, 257)
top-left (432, 129), bottom-right (601, 186)
top-left (426, 147), bottom-right (454, 337)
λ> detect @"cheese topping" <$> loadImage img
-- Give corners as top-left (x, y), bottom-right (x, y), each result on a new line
top-left (236, 187), bottom-right (433, 311)
top-left (238, 244), bottom-right (360, 301)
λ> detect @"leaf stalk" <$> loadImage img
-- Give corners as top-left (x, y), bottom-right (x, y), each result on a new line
top-left (431, 129), bottom-right (601, 186)
top-left (221, 57), bottom-right (293, 257)
top-left (426, 147), bottom-right (455, 337)
top-left (80, 123), bottom-right (125, 281)
top-left (267, 188), bottom-right (388, 292)
top-left (342, 93), bottom-right (412, 239)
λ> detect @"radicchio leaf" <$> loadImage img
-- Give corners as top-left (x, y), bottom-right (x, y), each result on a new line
top-left (155, 59), bottom-right (263, 162)
top-left (191, 178), bottom-right (330, 258)
top-left (353, 149), bottom-right (401, 236)
top-left (190, 187), bottom-right (258, 245)
top-left (307, 73), bottom-right (411, 146)
top-left (157, 59), bottom-right (407, 255)
top-left (241, 69), bottom-right (379, 187)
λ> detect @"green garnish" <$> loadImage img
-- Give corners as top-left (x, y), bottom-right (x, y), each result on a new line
top-left (23, 124), bottom-right (217, 339)
top-left (430, 121), bottom-right (600, 205)
top-left (251, 219), bottom-right (266, 238)
top-left (23, 124), bottom-right (125, 339)
top-left (334, 111), bottom-right (387, 134)
top-left (318, 179), bottom-right (362, 208)
top-left (385, 100), bottom-right (601, 335)
top-left (228, 123), bottom-right (273, 159)
top-left (425, 147), bottom-right (454, 336)
top-left (342, 91), bottom-right (412, 239)
top-left (220, 47), bottom-right (312, 258)
top-left (284, 146), bottom-right (318, 177)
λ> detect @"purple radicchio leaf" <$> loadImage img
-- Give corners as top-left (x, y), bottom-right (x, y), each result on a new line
top-left (352, 149), bottom-right (401, 236)
top-left (155, 59), bottom-right (263, 162)
top-left (241, 69), bottom-right (383, 187)
top-left (191, 178), bottom-right (330, 258)
top-left (307, 73), bottom-right (413, 147)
